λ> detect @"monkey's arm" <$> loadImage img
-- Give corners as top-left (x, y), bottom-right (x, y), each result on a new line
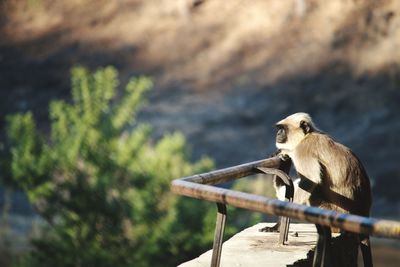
top-left (294, 186), bottom-right (312, 205)
top-left (259, 150), bottom-right (292, 233)
top-left (294, 173), bottom-right (322, 205)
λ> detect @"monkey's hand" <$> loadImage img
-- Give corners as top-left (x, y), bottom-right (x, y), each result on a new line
top-left (270, 149), bottom-right (290, 161)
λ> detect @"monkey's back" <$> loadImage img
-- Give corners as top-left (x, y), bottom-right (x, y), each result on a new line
top-left (296, 133), bottom-right (372, 216)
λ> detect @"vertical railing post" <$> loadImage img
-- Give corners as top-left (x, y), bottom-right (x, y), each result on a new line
top-left (360, 234), bottom-right (373, 267)
top-left (312, 224), bottom-right (332, 267)
top-left (279, 216), bottom-right (291, 245)
top-left (210, 203), bottom-right (227, 267)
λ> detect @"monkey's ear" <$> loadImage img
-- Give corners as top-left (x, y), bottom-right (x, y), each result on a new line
top-left (300, 120), bottom-right (311, 134)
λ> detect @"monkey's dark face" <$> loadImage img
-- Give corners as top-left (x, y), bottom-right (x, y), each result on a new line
top-left (275, 122), bottom-right (305, 151)
top-left (275, 124), bottom-right (288, 144)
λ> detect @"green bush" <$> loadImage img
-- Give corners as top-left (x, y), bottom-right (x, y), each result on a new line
top-left (3, 66), bottom-right (218, 267)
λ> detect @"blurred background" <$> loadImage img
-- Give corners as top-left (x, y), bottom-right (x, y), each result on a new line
top-left (1, 0), bottom-right (400, 266)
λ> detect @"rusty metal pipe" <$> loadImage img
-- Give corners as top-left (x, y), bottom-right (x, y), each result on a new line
top-left (171, 179), bottom-right (400, 239)
top-left (181, 157), bottom-right (281, 185)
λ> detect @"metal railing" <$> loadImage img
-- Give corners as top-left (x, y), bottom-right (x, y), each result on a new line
top-left (171, 157), bottom-right (400, 267)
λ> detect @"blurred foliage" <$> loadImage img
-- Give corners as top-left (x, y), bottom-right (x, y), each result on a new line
top-left (0, 66), bottom-right (233, 267)
top-left (0, 66), bottom-right (263, 266)
top-left (0, 66), bottom-right (262, 267)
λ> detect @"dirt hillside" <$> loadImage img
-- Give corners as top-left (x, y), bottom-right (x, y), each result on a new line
top-left (1, 0), bottom-right (400, 217)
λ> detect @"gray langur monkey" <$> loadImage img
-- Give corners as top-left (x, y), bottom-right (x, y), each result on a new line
top-left (261, 112), bottom-right (373, 266)
top-left (272, 112), bottom-right (372, 216)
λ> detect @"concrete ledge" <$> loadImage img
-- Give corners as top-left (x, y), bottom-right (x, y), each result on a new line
top-left (179, 223), bottom-right (317, 267)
